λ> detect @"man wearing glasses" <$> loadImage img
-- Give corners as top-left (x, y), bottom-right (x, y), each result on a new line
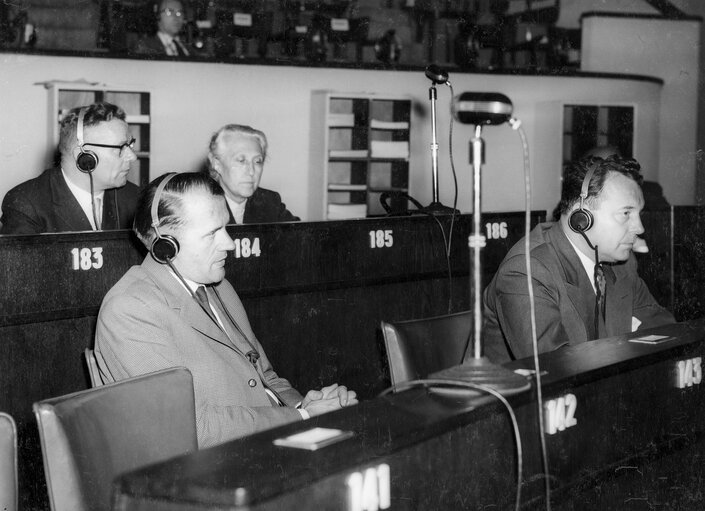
top-left (0, 102), bottom-right (140, 234)
top-left (133, 0), bottom-right (192, 57)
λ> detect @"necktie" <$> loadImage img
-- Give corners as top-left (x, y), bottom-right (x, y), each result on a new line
top-left (195, 286), bottom-right (212, 317)
top-left (594, 263), bottom-right (606, 336)
top-left (198, 286), bottom-right (285, 406)
top-left (173, 38), bottom-right (188, 56)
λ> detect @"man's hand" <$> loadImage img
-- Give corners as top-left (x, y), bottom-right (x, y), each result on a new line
top-left (301, 383), bottom-right (358, 417)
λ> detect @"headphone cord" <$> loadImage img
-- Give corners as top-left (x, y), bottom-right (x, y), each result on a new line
top-left (89, 173), bottom-right (100, 231)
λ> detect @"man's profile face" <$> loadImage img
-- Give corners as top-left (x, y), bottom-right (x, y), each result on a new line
top-left (588, 172), bottom-right (645, 263)
top-left (170, 190), bottom-right (235, 284)
top-left (79, 119), bottom-right (137, 191)
top-left (211, 133), bottom-right (265, 204)
top-left (157, 0), bottom-right (184, 37)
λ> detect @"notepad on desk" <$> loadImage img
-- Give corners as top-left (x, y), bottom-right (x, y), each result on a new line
top-left (273, 427), bottom-right (354, 450)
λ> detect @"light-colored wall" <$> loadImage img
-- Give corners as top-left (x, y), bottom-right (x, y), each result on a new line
top-left (0, 53), bottom-right (663, 220)
top-left (581, 16), bottom-right (701, 205)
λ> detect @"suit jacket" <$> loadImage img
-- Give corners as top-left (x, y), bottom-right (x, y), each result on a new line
top-left (95, 255), bottom-right (303, 448)
top-left (482, 222), bottom-right (675, 363)
top-left (132, 33), bottom-right (195, 57)
top-left (237, 187), bottom-right (300, 224)
top-left (0, 167), bottom-right (139, 235)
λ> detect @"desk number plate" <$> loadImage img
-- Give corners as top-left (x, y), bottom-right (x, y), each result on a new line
top-left (346, 463), bottom-right (390, 511)
top-left (545, 393), bottom-right (578, 435)
top-left (676, 357), bottom-right (702, 388)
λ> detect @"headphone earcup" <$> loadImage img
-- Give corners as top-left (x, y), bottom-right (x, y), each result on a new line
top-left (569, 208), bottom-right (594, 233)
top-left (76, 149), bottom-right (98, 173)
top-left (151, 235), bottom-right (180, 264)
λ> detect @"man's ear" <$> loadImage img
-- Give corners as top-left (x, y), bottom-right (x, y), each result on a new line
top-left (207, 153), bottom-right (221, 174)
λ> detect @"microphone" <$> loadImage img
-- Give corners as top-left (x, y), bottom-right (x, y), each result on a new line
top-left (425, 64), bottom-right (449, 84)
top-left (452, 92), bottom-right (513, 126)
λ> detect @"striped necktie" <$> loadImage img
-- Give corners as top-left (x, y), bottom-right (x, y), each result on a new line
top-left (197, 286), bottom-right (285, 406)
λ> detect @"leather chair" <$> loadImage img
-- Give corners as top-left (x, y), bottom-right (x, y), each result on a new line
top-left (83, 348), bottom-right (103, 387)
top-left (381, 310), bottom-right (472, 387)
top-left (0, 412), bottom-right (17, 511)
top-left (34, 367), bottom-right (197, 511)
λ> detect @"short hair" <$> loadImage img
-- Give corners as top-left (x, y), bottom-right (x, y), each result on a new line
top-left (133, 172), bottom-right (225, 248)
top-left (59, 102), bottom-right (127, 155)
top-left (555, 155), bottom-right (644, 219)
top-left (206, 124), bottom-right (268, 179)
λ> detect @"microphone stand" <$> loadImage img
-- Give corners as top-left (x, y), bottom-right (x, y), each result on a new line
top-left (432, 124), bottom-right (529, 395)
top-left (423, 81), bottom-right (457, 215)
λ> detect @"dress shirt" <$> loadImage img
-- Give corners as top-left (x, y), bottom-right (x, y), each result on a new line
top-left (157, 31), bottom-right (189, 56)
top-left (225, 196), bottom-right (247, 224)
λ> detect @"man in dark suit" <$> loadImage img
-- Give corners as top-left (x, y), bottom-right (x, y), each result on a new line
top-left (206, 124), bottom-right (299, 224)
top-left (0, 102), bottom-right (139, 234)
top-left (95, 172), bottom-right (356, 447)
top-left (132, 0), bottom-right (193, 57)
top-left (483, 155), bottom-right (675, 363)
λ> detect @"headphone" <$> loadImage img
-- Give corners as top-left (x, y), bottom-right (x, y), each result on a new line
top-left (568, 163), bottom-right (598, 233)
top-left (75, 108), bottom-right (99, 173)
top-left (150, 173), bottom-right (180, 264)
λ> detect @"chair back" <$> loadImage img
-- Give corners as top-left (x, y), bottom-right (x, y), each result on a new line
top-left (34, 367), bottom-right (197, 511)
top-left (381, 311), bottom-right (472, 387)
top-left (0, 412), bottom-right (17, 511)
top-left (84, 348), bottom-right (103, 387)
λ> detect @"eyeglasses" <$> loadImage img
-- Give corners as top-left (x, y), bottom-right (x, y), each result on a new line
top-left (83, 137), bottom-right (136, 156)
top-left (160, 8), bottom-right (184, 17)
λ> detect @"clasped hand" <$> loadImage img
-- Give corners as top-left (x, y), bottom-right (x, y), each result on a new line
top-left (301, 383), bottom-right (358, 416)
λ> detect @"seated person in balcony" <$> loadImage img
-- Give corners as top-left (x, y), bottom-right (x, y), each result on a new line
top-left (206, 124), bottom-right (300, 224)
top-left (483, 155), bottom-right (675, 363)
top-left (0, 102), bottom-right (139, 234)
top-left (94, 172), bottom-right (356, 447)
top-left (133, 0), bottom-right (193, 57)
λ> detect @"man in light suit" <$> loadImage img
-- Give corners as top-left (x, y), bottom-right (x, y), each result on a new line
top-left (95, 172), bottom-right (356, 448)
top-left (1, 102), bottom-right (139, 234)
top-left (483, 155), bottom-right (675, 363)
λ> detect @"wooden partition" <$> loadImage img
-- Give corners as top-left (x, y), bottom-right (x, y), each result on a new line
top-left (114, 320), bottom-right (705, 510)
top-left (5, 206), bottom-right (705, 510)
top-left (0, 212), bottom-right (541, 510)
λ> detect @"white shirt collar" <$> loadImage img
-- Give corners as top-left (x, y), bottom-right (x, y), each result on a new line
top-left (61, 168), bottom-right (104, 230)
top-left (225, 196), bottom-right (247, 224)
top-left (566, 235), bottom-right (597, 294)
top-left (157, 30), bottom-right (175, 45)
top-left (169, 269), bottom-right (200, 294)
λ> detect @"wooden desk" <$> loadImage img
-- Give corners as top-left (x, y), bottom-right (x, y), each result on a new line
top-left (114, 321), bottom-right (705, 510)
top-left (0, 212), bottom-right (541, 510)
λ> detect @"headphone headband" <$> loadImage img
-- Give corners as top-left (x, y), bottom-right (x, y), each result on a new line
top-left (578, 163), bottom-right (597, 210)
top-left (151, 172), bottom-right (178, 235)
top-left (75, 107), bottom-right (99, 173)
top-left (568, 161), bottom-right (599, 233)
top-left (77, 108), bottom-right (86, 147)
top-left (150, 173), bottom-right (180, 264)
